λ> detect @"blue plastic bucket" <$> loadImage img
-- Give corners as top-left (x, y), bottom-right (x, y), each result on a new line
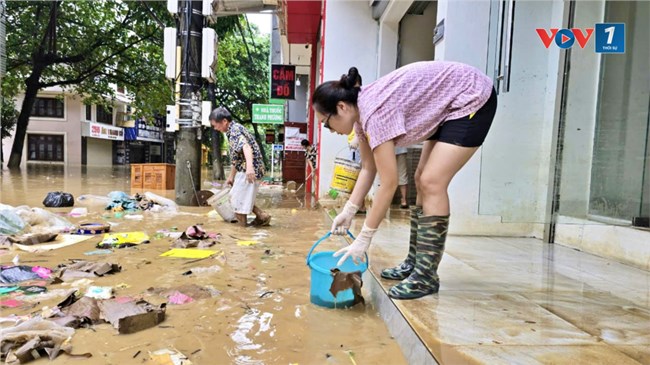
top-left (306, 232), bottom-right (368, 308)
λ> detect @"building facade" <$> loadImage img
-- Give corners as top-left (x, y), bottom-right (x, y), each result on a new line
top-left (280, 0), bottom-right (650, 270)
top-left (3, 86), bottom-right (168, 167)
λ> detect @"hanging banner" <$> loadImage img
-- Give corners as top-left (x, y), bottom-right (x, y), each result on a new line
top-left (270, 64), bottom-right (295, 100)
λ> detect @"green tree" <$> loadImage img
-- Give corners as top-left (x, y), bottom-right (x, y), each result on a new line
top-left (3, 0), bottom-right (173, 169)
top-left (1, 97), bottom-right (18, 164)
top-left (211, 15), bottom-right (273, 171)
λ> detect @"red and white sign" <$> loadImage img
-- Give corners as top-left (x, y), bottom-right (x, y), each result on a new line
top-left (82, 121), bottom-right (124, 141)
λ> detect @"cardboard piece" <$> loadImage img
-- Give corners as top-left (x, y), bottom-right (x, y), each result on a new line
top-left (98, 299), bottom-right (166, 334)
top-left (14, 234), bottom-right (93, 253)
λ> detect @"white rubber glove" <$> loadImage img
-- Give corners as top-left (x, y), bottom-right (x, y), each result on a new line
top-left (331, 201), bottom-right (359, 236)
top-left (333, 223), bottom-right (377, 267)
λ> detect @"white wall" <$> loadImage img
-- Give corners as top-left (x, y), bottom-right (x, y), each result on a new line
top-left (432, 0), bottom-right (554, 236)
top-left (399, 1), bottom-right (437, 66)
top-left (6, 93), bottom-right (84, 166)
top-left (86, 138), bottom-right (113, 166)
top-left (318, 0), bottom-right (379, 196)
top-left (557, 1), bottom-right (604, 217)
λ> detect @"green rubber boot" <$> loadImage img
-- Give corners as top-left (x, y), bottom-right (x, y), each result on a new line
top-left (388, 215), bottom-right (449, 300)
top-left (380, 206), bottom-right (421, 280)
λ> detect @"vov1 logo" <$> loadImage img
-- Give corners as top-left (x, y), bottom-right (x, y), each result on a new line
top-left (536, 23), bottom-right (625, 53)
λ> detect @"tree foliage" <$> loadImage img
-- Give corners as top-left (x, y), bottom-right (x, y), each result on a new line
top-left (3, 0), bottom-right (174, 168)
top-left (211, 15), bottom-right (273, 168)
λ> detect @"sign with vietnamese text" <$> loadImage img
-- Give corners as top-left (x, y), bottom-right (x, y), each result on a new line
top-left (270, 64), bottom-right (295, 99)
top-left (252, 104), bottom-right (284, 124)
top-left (82, 121), bottom-right (124, 141)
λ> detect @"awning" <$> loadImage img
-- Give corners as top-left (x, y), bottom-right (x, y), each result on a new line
top-left (281, 0), bottom-right (322, 44)
top-left (211, 0), bottom-right (277, 17)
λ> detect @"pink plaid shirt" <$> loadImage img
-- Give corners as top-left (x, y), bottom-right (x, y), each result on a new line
top-left (355, 61), bottom-right (493, 150)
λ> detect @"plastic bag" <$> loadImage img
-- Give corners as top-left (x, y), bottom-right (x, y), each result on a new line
top-left (76, 194), bottom-right (111, 206)
top-left (43, 191), bottom-right (75, 207)
top-left (144, 192), bottom-right (178, 212)
top-left (14, 207), bottom-right (75, 233)
top-left (0, 209), bottom-right (27, 235)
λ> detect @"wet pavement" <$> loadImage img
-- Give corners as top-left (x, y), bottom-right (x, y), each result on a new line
top-left (365, 215), bottom-right (650, 364)
top-left (1, 165), bottom-right (407, 365)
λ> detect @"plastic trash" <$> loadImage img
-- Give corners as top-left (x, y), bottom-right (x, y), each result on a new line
top-left (0, 265), bottom-right (52, 284)
top-left (42, 191), bottom-right (75, 207)
top-left (98, 232), bottom-right (150, 248)
top-left (206, 188), bottom-right (236, 222)
top-left (186, 265), bottom-right (222, 275)
top-left (69, 207), bottom-right (88, 217)
top-left (85, 286), bottom-right (113, 299)
top-left (167, 291), bottom-right (193, 305)
top-left (0, 209), bottom-right (27, 235)
top-left (76, 194), bottom-right (112, 206)
top-left (144, 192), bottom-right (178, 212)
top-left (14, 207), bottom-right (75, 233)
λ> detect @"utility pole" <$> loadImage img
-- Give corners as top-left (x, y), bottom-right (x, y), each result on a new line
top-left (174, 0), bottom-right (203, 205)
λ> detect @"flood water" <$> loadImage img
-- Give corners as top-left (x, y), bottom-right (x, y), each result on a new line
top-left (1, 165), bottom-right (407, 364)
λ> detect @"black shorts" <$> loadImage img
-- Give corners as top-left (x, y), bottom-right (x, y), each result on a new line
top-left (428, 88), bottom-right (497, 147)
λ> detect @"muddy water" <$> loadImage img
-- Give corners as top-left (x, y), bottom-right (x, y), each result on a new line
top-left (1, 165), bottom-right (406, 364)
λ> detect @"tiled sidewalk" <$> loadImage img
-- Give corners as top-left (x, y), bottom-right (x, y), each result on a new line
top-left (361, 214), bottom-right (650, 365)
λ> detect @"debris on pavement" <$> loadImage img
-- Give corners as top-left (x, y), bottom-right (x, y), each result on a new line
top-left (74, 223), bottom-right (111, 235)
top-left (85, 286), bottom-right (113, 299)
top-left (0, 265), bottom-right (52, 284)
top-left (83, 249), bottom-right (113, 256)
top-left (167, 291), bottom-right (193, 305)
top-left (237, 240), bottom-right (259, 247)
top-left (159, 248), bottom-right (219, 259)
top-left (148, 284), bottom-right (220, 301)
top-left (183, 265), bottom-right (222, 276)
top-left (13, 234), bottom-right (93, 253)
top-left (42, 191), bottom-right (75, 207)
top-left (0, 317), bottom-right (90, 364)
top-left (149, 348), bottom-right (193, 365)
top-left (57, 260), bottom-right (121, 281)
top-left (98, 232), bottom-right (149, 248)
top-left (98, 299), bottom-right (166, 334)
top-left (68, 207), bottom-right (88, 217)
top-left (0, 299), bottom-right (24, 308)
top-left (4, 232), bottom-right (58, 246)
top-left (171, 225), bottom-right (220, 249)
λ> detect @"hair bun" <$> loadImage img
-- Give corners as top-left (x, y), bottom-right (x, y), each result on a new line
top-left (340, 67), bottom-right (361, 89)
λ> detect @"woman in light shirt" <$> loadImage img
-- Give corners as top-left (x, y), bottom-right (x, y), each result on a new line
top-left (312, 61), bottom-right (497, 299)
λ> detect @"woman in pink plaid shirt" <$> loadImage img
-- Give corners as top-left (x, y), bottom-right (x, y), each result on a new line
top-left (312, 61), bottom-right (497, 299)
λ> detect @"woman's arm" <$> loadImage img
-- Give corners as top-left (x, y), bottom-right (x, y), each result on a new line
top-left (364, 140), bottom-right (398, 229)
top-left (347, 136), bottom-right (376, 207)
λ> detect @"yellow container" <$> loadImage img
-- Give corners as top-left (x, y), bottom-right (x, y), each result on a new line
top-left (330, 158), bottom-right (361, 194)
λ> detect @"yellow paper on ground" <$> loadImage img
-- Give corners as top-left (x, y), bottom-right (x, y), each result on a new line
top-left (237, 240), bottom-right (258, 247)
top-left (150, 348), bottom-right (193, 365)
top-left (160, 248), bottom-right (218, 259)
top-left (99, 232), bottom-right (149, 247)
